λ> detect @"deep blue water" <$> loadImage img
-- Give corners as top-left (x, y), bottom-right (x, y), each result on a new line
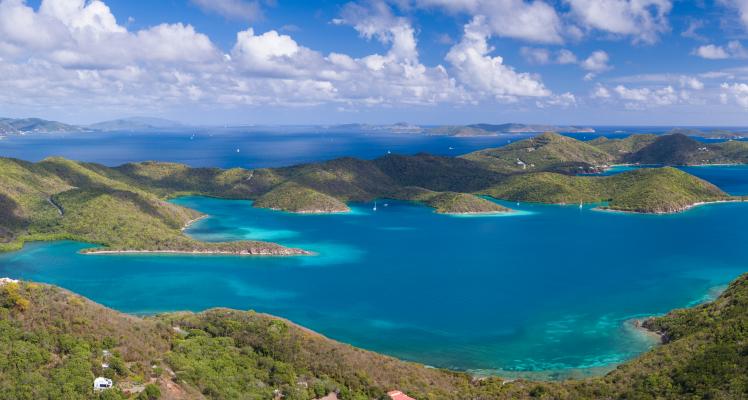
top-left (1, 130), bottom-right (748, 379)
top-left (2, 196), bottom-right (748, 378)
top-left (1, 126), bottom-right (739, 169)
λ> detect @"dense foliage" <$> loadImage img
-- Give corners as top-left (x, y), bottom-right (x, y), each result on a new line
top-left (3, 274), bottom-right (748, 399)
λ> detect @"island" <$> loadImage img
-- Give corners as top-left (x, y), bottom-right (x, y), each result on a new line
top-left (2, 132), bottom-right (746, 256)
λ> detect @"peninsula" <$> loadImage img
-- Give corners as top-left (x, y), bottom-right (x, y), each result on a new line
top-left (2, 273), bottom-right (747, 399)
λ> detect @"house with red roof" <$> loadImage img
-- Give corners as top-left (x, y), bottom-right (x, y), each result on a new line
top-left (387, 390), bottom-right (416, 400)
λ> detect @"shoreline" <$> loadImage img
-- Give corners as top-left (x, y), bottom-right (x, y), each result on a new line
top-left (180, 215), bottom-right (208, 231)
top-left (83, 248), bottom-right (311, 256)
top-left (593, 198), bottom-right (745, 215)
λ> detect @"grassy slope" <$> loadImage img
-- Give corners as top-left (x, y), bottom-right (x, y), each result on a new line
top-left (587, 134), bottom-right (658, 158)
top-left (624, 134), bottom-right (748, 165)
top-left (254, 182), bottom-right (350, 213)
top-left (2, 132), bottom-right (743, 251)
top-left (424, 192), bottom-right (509, 214)
top-left (462, 132), bottom-right (614, 174)
top-left (481, 167), bottom-right (730, 213)
top-left (0, 158), bottom-right (304, 255)
top-left (4, 274), bottom-right (748, 400)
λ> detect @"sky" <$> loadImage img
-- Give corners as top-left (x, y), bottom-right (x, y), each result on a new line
top-left (2, 0), bottom-right (748, 126)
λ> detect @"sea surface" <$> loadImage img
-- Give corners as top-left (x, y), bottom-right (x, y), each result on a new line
top-left (0, 126), bottom-right (732, 169)
top-left (1, 130), bottom-right (748, 379)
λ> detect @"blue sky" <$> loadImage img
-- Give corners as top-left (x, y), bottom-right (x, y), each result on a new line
top-left (3, 0), bottom-right (748, 126)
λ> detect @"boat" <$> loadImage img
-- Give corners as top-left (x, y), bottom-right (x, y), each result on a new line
top-left (579, 201), bottom-right (583, 209)
top-left (236, 148), bottom-right (240, 153)
top-left (373, 202), bottom-right (377, 211)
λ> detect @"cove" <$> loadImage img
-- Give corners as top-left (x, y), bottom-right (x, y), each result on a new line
top-left (2, 192), bottom-right (748, 379)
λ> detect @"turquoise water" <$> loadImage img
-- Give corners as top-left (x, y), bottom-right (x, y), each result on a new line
top-left (2, 191), bottom-right (748, 378)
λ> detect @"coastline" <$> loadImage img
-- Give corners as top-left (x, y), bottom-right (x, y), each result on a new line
top-left (593, 198), bottom-right (745, 215)
top-left (83, 248), bottom-right (311, 256)
top-left (180, 215), bottom-right (208, 231)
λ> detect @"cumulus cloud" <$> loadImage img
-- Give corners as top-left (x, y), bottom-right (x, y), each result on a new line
top-left (445, 16), bottom-right (551, 99)
top-left (694, 41), bottom-right (748, 60)
top-left (413, 0), bottom-right (565, 43)
top-left (0, 0), bottom-right (577, 117)
top-left (557, 49), bottom-right (578, 64)
top-left (580, 50), bottom-right (610, 72)
top-left (721, 82), bottom-right (748, 108)
top-left (606, 84), bottom-right (692, 109)
top-left (521, 47), bottom-right (579, 65)
top-left (190, 0), bottom-right (262, 22)
top-left (566, 0), bottom-right (672, 44)
top-left (718, 0), bottom-right (748, 30)
top-left (591, 85), bottom-right (611, 98)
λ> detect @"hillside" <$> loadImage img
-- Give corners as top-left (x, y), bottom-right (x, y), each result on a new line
top-left (2, 133), bottom-right (741, 254)
top-left (254, 182), bottom-right (350, 213)
top-left (624, 134), bottom-right (748, 165)
top-left (482, 167), bottom-right (730, 213)
top-left (461, 132), bottom-right (615, 173)
top-left (4, 273), bottom-right (748, 399)
top-left (587, 134), bottom-right (658, 158)
top-left (0, 157), bottom-right (305, 255)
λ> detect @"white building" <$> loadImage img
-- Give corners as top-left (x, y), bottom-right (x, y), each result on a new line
top-left (93, 377), bottom-right (113, 391)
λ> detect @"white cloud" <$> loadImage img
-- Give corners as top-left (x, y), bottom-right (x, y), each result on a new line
top-left (720, 82), bottom-right (748, 108)
top-left (190, 0), bottom-right (262, 22)
top-left (679, 76), bottom-right (704, 90)
top-left (0, 0), bottom-right (574, 117)
top-left (566, 0), bottom-right (672, 44)
top-left (612, 84), bottom-right (681, 107)
top-left (537, 92), bottom-right (576, 108)
top-left (580, 50), bottom-right (610, 72)
top-left (445, 16), bottom-right (551, 99)
top-left (413, 0), bottom-right (565, 43)
top-left (718, 0), bottom-right (748, 30)
top-left (521, 47), bottom-right (579, 65)
top-left (694, 41), bottom-right (748, 60)
top-left (591, 85), bottom-right (611, 98)
top-left (557, 49), bottom-right (578, 64)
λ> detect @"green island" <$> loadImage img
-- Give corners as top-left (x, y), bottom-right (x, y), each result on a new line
top-left (2, 273), bottom-right (747, 400)
top-left (2, 133), bottom-right (746, 255)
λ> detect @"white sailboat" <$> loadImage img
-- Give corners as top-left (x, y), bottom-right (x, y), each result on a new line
top-left (579, 200), bottom-right (583, 209)
top-left (373, 201), bottom-right (377, 211)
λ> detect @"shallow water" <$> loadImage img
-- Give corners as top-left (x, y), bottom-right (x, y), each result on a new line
top-left (2, 195), bottom-right (747, 378)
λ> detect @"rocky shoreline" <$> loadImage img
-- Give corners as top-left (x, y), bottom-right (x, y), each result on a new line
top-left (594, 198), bottom-right (745, 215)
top-left (84, 248), bottom-right (311, 256)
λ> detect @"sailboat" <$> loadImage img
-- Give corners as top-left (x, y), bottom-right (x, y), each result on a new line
top-left (373, 201), bottom-right (377, 211)
top-left (579, 200), bottom-right (583, 209)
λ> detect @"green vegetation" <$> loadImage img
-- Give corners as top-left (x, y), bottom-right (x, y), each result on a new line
top-left (254, 182), bottom-right (350, 213)
top-left (588, 134), bottom-right (657, 157)
top-left (2, 132), bottom-right (745, 254)
top-left (462, 132), bottom-right (614, 174)
top-left (424, 192), bottom-right (509, 214)
top-left (621, 134), bottom-right (748, 165)
top-left (0, 158), bottom-right (305, 255)
top-left (4, 273), bottom-right (748, 399)
top-left (482, 167), bottom-right (730, 213)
